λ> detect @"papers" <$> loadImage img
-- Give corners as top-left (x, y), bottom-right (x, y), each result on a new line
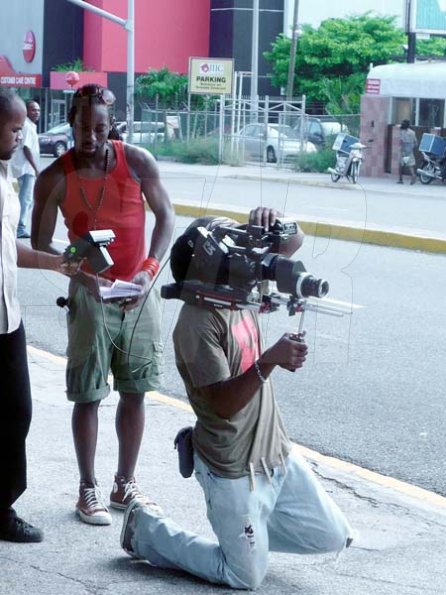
top-left (99, 279), bottom-right (143, 302)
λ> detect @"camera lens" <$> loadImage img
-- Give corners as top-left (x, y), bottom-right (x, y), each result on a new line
top-left (262, 255), bottom-right (329, 299)
top-left (298, 275), bottom-right (329, 298)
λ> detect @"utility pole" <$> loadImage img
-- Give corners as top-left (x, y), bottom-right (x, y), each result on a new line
top-left (65, 0), bottom-right (135, 142)
top-left (250, 0), bottom-right (259, 121)
top-left (405, 0), bottom-right (416, 63)
top-left (286, 0), bottom-right (299, 102)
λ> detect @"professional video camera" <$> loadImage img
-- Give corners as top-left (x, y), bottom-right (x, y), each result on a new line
top-left (161, 217), bottom-right (357, 325)
top-left (63, 229), bottom-right (116, 274)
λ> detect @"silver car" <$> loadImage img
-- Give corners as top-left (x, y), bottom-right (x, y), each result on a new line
top-left (235, 123), bottom-right (316, 163)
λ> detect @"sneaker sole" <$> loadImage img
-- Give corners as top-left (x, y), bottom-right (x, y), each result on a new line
top-left (109, 500), bottom-right (127, 511)
top-left (120, 499), bottom-right (144, 557)
top-left (76, 509), bottom-right (112, 526)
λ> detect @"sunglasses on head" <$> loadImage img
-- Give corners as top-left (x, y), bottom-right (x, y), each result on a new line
top-left (73, 85), bottom-right (116, 106)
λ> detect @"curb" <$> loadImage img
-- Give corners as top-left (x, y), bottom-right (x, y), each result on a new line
top-left (27, 344), bottom-right (446, 511)
top-left (172, 203), bottom-right (446, 254)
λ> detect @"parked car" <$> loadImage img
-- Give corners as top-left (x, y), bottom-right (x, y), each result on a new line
top-left (294, 117), bottom-right (348, 149)
top-left (38, 123), bottom-right (72, 157)
top-left (117, 120), bottom-right (175, 144)
top-left (235, 123), bottom-right (317, 163)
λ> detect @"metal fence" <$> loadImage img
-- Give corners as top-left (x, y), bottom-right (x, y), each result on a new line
top-left (137, 99), bottom-right (360, 168)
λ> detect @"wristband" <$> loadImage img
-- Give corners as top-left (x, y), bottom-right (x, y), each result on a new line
top-left (253, 359), bottom-right (268, 384)
top-left (141, 257), bottom-right (160, 278)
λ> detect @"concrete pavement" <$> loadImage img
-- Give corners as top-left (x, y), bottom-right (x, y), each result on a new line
top-left (2, 346), bottom-right (446, 595)
top-left (158, 161), bottom-right (446, 254)
top-left (5, 159), bottom-right (445, 594)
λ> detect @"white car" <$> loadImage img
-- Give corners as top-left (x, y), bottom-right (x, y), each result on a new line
top-left (116, 121), bottom-right (175, 144)
top-left (235, 123), bottom-right (317, 163)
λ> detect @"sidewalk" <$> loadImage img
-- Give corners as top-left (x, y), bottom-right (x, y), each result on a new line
top-left (2, 347), bottom-right (445, 595)
top-left (158, 161), bottom-right (446, 254)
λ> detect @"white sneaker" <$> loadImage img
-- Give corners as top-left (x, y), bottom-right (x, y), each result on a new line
top-left (76, 481), bottom-right (112, 526)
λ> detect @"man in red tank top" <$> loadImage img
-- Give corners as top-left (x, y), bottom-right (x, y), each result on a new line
top-left (32, 85), bottom-right (175, 526)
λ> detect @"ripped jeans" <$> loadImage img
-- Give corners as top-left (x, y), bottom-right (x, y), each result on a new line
top-left (132, 449), bottom-right (353, 590)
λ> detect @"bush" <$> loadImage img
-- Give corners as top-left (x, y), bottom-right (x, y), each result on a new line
top-left (149, 138), bottom-right (245, 166)
top-left (149, 138), bottom-right (220, 164)
top-left (294, 148), bottom-right (336, 173)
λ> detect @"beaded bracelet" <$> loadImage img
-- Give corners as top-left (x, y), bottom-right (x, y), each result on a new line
top-left (141, 257), bottom-right (160, 278)
top-left (253, 359), bottom-right (268, 384)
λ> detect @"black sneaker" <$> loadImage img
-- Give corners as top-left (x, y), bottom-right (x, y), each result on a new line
top-left (0, 516), bottom-right (43, 543)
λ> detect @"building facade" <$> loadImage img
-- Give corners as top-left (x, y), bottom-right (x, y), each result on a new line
top-left (0, 0), bottom-right (285, 129)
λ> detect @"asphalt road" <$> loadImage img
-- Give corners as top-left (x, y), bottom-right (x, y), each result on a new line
top-left (17, 206), bottom-right (446, 497)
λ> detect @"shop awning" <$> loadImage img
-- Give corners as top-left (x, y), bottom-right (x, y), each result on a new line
top-left (366, 62), bottom-right (446, 98)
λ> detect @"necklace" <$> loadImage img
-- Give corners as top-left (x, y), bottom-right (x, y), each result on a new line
top-left (77, 145), bottom-right (110, 230)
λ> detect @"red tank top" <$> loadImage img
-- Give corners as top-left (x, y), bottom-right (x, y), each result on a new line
top-left (60, 141), bottom-right (146, 281)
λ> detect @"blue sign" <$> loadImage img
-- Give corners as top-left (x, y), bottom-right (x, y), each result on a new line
top-left (414, 0), bottom-right (446, 33)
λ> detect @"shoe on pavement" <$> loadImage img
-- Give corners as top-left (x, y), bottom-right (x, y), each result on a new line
top-left (110, 474), bottom-right (162, 512)
top-left (76, 480), bottom-right (112, 525)
top-left (120, 498), bottom-right (164, 560)
top-left (120, 499), bottom-right (144, 558)
top-left (0, 516), bottom-right (43, 543)
top-left (396, 180), bottom-right (403, 184)
top-left (17, 230), bottom-right (31, 239)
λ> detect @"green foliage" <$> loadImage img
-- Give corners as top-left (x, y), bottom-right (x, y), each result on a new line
top-left (264, 13), bottom-right (405, 106)
top-left (416, 36), bottom-right (446, 57)
top-left (53, 58), bottom-right (91, 72)
top-left (320, 73), bottom-right (366, 115)
top-left (150, 139), bottom-right (221, 165)
top-left (136, 67), bottom-right (188, 108)
top-left (294, 147), bottom-right (336, 173)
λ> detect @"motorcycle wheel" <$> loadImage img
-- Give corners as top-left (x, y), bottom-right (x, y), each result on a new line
top-left (350, 161), bottom-right (360, 184)
top-left (330, 172), bottom-right (341, 183)
top-left (419, 162), bottom-right (435, 185)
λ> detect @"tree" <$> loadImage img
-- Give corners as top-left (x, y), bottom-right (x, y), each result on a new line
top-left (136, 67), bottom-right (188, 109)
top-left (264, 13), bottom-right (406, 111)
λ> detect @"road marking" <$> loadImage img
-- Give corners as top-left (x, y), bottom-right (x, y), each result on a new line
top-left (27, 345), bottom-right (446, 509)
top-left (172, 203), bottom-right (446, 254)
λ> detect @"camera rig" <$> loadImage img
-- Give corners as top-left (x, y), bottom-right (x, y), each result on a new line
top-left (63, 229), bottom-right (116, 274)
top-left (162, 218), bottom-right (360, 327)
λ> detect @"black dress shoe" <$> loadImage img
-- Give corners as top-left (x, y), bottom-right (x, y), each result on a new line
top-left (0, 516), bottom-right (43, 543)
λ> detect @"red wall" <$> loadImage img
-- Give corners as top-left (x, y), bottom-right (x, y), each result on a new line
top-left (83, 0), bottom-right (210, 75)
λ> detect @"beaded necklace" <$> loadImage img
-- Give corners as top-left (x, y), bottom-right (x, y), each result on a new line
top-left (77, 144), bottom-right (110, 230)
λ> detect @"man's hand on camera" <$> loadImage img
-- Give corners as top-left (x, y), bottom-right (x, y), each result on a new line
top-left (260, 333), bottom-right (308, 372)
top-left (249, 207), bottom-right (281, 231)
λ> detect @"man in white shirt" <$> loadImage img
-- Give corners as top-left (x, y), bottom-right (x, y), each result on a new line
top-left (11, 100), bottom-right (40, 238)
top-left (0, 88), bottom-right (79, 543)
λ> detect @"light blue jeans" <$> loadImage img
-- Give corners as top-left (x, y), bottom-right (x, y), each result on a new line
top-left (132, 450), bottom-right (353, 589)
top-left (17, 173), bottom-right (35, 235)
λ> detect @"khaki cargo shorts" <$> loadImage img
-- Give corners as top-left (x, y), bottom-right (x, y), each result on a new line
top-left (65, 281), bottom-right (164, 403)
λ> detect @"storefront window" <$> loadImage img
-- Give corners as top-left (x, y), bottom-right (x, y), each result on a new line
top-left (392, 98), bottom-right (415, 125)
top-left (418, 98), bottom-right (444, 128)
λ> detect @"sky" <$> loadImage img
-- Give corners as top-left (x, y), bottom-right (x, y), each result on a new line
top-left (284, 0), bottom-right (405, 30)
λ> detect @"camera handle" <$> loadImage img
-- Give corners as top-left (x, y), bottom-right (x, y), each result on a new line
top-left (289, 307), bottom-right (306, 343)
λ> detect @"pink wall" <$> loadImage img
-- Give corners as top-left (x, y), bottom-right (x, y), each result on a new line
top-left (360, 95), bottom-right (392, 178)
top-left (83, 0), bottom-right (210, 75)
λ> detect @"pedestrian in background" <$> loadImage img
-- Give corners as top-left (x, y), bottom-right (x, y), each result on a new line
top-left (11, 99), bottom-right (40, 238)
top-left (397, 119), bottom-right (417, 185)
top-left (0, 88), bottom-right (79, 543)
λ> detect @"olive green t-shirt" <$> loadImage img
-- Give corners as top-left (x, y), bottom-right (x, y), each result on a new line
top-left (173, 304), bottom-right (291, 478)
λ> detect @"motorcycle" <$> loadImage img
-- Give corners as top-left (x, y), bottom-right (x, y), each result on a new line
top-left (417, 152), bottom-right (446, 185)
top-left (328, 135), bottom-right (367, 184)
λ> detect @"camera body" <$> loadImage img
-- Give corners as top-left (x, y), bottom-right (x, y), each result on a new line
top-left (162, 218), bottom-right (328, 311)
top-left (63, 229), bottom-right (116, 274)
